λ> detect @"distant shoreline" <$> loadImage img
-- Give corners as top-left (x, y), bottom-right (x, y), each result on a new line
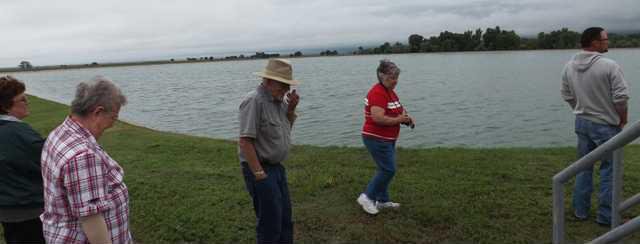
top-left (4, 26), bottom-right (638, 74)
top-left (4, 47), bottom-right (640, 73)
top-left (0, 55), bottom-right (316, 73)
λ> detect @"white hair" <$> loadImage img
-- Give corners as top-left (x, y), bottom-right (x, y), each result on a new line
top-left (70, 76), bottom-right (127, 116)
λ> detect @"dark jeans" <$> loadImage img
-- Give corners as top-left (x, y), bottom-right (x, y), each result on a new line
top-left (2, 218), bottom-right (45, 244)
top-left (241, 162), bottom-right (293, 244)
top-left (572, 116), bottom-right (621, 225)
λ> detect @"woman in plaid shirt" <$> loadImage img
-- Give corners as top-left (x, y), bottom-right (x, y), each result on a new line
top-left (41, 77), bottom-right (131, 244)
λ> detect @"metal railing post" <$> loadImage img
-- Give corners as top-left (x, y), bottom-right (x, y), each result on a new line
top-left (612, 149), bottom-right (624, 229)
top-left (611, 148), bottom-right (624, 244)
top-left (553, 180), bottom-right (565, 244)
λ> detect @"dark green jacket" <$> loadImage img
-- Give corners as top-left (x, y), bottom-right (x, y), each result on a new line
top-left (0, 120), bottom-right (45, 208)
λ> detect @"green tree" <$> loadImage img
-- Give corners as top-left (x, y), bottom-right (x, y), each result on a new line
top-left (482, 26), bottom-right (520, 50)
top-left (536, 28), bottom-right (579, 49)
top-left (483, 26), bottom-right (500, 50)
top-left (379, 42), bottom-right (392, 54)
top-left (408, 34), bottom-right (424, 52)
top-left (495, 30), bottom-right (520, 50)
top-left (392, 42), bottom-right (407, 53)
top-left (19, 61), bottom-right (33, 70)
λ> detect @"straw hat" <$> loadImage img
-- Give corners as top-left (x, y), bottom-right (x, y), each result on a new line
top-left (254, 59), bottom-right (300, 86)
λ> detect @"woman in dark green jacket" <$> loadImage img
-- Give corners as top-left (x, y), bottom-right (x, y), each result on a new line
top-left (0, 76), bottom-right (45, 243)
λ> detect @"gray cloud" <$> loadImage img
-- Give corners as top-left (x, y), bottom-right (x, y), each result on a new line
top-left (368, 1), bottom-right (549, 19)
top-left (0, 0), bottom-right (638, 67)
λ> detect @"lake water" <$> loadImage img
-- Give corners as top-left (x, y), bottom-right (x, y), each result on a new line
top-left (8, 49), bottom-right (640, 148)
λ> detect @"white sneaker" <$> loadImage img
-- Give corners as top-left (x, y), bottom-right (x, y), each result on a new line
top-left (357, 193), bottom-right (379, 215)
top-left (376, 201), bottom-right (400, 209)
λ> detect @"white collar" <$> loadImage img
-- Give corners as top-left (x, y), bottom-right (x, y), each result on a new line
top-left (0, 114), bottom-right (21, 122)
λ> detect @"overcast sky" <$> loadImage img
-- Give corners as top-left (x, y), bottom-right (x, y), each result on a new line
top-left (1, 0), bottom-right (639, 67)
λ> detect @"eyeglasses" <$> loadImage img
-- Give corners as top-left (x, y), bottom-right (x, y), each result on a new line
top-left (13, 97), bottom-right (28, 104)
top-left (104, 110), bottom-right (119, 120)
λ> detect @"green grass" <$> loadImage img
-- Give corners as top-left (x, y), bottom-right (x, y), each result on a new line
top-left (3, 95), bottom-right (640, 243)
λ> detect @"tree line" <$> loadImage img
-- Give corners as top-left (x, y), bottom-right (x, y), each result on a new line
top-left (12, 27), bottom-right (640, 71)
top-left (357, 27), bottom-right (640, 55)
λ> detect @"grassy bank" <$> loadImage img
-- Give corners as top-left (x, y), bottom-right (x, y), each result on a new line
top-left (3, 95), bottom-right (640, 243)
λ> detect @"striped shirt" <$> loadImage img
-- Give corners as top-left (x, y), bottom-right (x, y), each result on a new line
top-left (41, 117), bottom-right (131, 244)
top-left (362, 83), bottom-right (404, 141)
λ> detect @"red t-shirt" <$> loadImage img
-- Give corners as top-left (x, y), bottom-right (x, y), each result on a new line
top-left (362, 83), bottom-right (403, 141)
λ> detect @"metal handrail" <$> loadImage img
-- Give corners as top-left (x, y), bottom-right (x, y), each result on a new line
top-left (588, 216), bottom-right (640, 244)
top-left (620, 193), bottom-right (640, 213)
top-left (553, 121), bottom-right (640, 244)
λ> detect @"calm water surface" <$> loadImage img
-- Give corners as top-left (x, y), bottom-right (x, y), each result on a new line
top-left (10, 49), bottom-right (640, 148)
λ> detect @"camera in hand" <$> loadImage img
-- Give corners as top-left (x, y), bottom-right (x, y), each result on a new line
top-left (401, 121), bottom-right (415, 129)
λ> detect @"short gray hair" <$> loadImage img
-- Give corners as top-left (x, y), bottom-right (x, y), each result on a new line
top-left (71, 76), bottom-right (127, 117)
top-left (376, 59), bottom-right (401, 83)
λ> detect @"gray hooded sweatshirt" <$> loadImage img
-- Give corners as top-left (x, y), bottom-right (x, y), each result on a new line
top-left (561, 51), bottom-right (629, 126)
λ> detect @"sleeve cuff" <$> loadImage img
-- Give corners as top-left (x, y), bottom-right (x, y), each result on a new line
top-left (74, 199), bottom-right (114, 217)
top-left (613, 96), bottom-right (629, 104)
top-left (239, 133), bottom-right (256, 139)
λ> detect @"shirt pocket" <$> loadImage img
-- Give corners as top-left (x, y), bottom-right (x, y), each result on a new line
top-left (102, 155), bottom-right (125, 192)
top-left (259, 118), bottom-right (282, 140)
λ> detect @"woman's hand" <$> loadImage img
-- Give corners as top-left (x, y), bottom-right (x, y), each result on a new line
top-left (398, 114), bottom-right (411, 125)
top-left (399, 111), bottom-right (415, 128)
top-left (406, 116), bottom-right (415, 129)
top-left (396, 110), bottom-right (410, 125)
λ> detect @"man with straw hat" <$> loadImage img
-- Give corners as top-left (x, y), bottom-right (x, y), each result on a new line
top-left (238, 58), bottom-right (300, 243)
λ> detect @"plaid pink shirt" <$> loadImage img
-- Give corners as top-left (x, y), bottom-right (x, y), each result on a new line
top-left (41, 117), bottom-right (131, 244)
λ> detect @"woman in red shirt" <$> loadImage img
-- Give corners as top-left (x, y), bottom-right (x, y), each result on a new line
top-left (357, 59), bottom-right (414, 215)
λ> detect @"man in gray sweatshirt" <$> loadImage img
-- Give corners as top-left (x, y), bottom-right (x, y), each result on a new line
top-left (561, 27), bottom-right (630, 227)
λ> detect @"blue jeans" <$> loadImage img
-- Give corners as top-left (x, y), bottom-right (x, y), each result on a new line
top-left (363, 136), bottom-right (397, 203)
top-left (572, 116), bottom-right (621, 225)
top-left (242, 162), bottom-right (293, 244)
